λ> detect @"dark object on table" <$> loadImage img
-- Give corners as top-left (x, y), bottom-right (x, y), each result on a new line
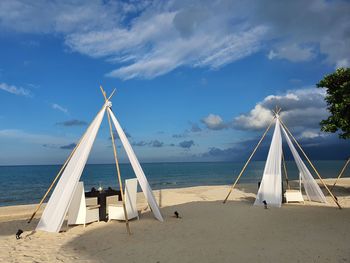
top-left (91, 187), bottom-right (97, 192)
top-left (263, 200), bottom-right (268, 209)
top-left (85, 187), bottom-right (121, 221)
top-left (174, 211), bottom-right (181, 219)
top-left (16, 229), bottom-right (23, 240)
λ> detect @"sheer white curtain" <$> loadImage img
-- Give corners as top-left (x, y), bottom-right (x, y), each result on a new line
top-left (108, 108), bottom-right (163, 222)
top-left (36, 106), bottom-right (107, 233)
top-left (280, 124), bottom-right (327, 203)
top-left (254, 118), bottom-right (283, 207)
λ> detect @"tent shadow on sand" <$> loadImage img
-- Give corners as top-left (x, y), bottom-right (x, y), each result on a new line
top-left (60, 201), bottom-right (350, 263)
top-left (231, 182), bottom-right (350, 208)
top-left (1, 181), bottom-right (348, 238)
top-left (321, 184), bottom-right (350, 197)
top-left (0, 218), bottom-right (39, 237)
top-left (236, 196), bottom-right (257, 203)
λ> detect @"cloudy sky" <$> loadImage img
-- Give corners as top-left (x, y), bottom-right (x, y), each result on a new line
top-left (0, 0), bottom-right (349, 165)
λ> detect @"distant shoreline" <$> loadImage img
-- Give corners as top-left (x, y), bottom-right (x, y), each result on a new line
top-left (0, 161), bottom-right (347, 207)
top-left (1, 178), bottom-right (348, 210)
top-left (0, 159), bottom-right (348, 167)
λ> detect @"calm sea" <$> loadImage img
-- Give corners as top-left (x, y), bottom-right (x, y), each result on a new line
top-left (0, 161), bottom-right (347, 207)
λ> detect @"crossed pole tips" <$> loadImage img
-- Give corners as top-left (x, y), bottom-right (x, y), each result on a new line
top-left (223, 106), bottom-right (342, 209)
top-left (100, 85), bottom-right (132, 235)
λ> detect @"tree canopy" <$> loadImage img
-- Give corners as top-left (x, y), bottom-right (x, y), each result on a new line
top-left (317, 68), bottom-right (350, 139)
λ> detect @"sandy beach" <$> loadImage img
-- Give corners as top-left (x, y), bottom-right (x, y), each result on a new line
top-left (1, 178), bottom-right (350, 263)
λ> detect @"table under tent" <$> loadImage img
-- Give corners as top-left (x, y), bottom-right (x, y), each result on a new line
top-left (28, 87), bottom-right (163, 234)
top-left (223, 108), bottom-right (341, 209)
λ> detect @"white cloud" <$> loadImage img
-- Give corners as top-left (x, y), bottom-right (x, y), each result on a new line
top-left (268, 44), bottom-right (315, 62)
top-left (299, 130), bottom-right (326, 139)
top-left (51, 103), bottom-right (68, 114)
top-left (103, 25), bottom-right (267, 79)
top-left (233, 88), bottom-right (328, 131)
top-left (201, 114), bottom-right (228, 130)
top-left (193, 26), bottom-right (267, 69)
top-left (262, 88), bottom-right (326, 111)
top-left (267, 50), bottom-right (277, 60)
top-left (0, 82), bottom-right (32, 97)
top-left (0, 1), bottom-right (124, 33)
top-left (0, 0), bottom-right (349, 79)
top-left (335, 59), bottom-right (349, 69)
top-left (234, 104), bottom-right (273, 130)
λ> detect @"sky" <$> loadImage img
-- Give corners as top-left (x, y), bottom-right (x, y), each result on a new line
top-left (0, 0), bottom-right (349, 165)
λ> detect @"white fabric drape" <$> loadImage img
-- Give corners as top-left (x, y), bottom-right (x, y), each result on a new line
top-left (254, 118), bottom-right (283, 207)
top-left (280, 123), bottom-right (327, 203)
top-left (108, 108), bottom-right (164, 222)
top-left (36, 106), bottom-right (106, 232)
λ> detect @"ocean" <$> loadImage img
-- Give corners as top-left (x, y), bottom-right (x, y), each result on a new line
top-left (0, 161), bottom-right (347, 207)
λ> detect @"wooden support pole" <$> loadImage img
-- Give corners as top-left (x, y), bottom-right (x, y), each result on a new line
top-left (279, 119), bottom-right (342, 209)
top-left (223, 118), bottom-right (275, 203)
top-left (100, 86), bottom-right (131, 235)
top-left (27, 150), bottom-right (74, 223)
top-left (27, 105), bottom-right (106, 224)
top-left (282, 150), bottom-right (290, 190)
top-left (330, 157), bottom-right (350, 191)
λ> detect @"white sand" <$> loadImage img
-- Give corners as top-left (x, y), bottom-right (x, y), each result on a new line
top-left (0, 178), bottom-right (349, 262)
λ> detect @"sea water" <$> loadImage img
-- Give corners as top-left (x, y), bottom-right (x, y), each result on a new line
top-left (0, 161), bottom-right (347, 207)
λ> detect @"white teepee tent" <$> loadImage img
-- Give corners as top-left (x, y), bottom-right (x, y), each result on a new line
top-left (224, 109), bottom-right (341, 209)
top-left (254, 115), bottom-right (283, 206)
top-left (254, 114), bottom-right (327, 207)
top-left (32, 89), bottom-right (163, 233)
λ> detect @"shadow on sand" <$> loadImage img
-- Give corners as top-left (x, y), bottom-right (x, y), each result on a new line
top-left (0, 218), bottom-right (39, 237)
top-left (59, 200), bottom-right (350, 263)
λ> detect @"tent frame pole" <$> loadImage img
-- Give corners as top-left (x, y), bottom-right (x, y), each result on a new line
top-left (281, 150), bottom-right (290, 190)
top-left (223, 117), bottom-right (275, 203)
top-left (330, 157), bottom-right (350, 191)
top-left (279, 119), bottom-right (342, 209)
top-left (27, 145), bottom-right (76, 223)
top-left (101, 86), bottom-right (131, 235)
top-left (27, 104), bottom-right (107, 224)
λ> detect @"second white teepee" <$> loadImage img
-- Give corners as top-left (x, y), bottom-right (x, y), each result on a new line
top-left (224, 108), bottom-right (340, 208)
top-left (254, 114), bottom-right (327, 207)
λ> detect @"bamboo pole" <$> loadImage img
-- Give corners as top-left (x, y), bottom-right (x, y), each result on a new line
top-left (330, 157), bottom-right (350, 191)
top-left (279, 119), bottom-right (342, 209)
top-left (107, 89), bottom-right (116, 101)
top-left (27, 105), bottom-right (106, 224)
top-left (282, 150), bottom-right (290, 189)
top-left (223, 118), bottom-right (275, 203)
top-left (100, 86), bottom-right (131, 235)
top-left (27, 152), bottom-right (74, 223)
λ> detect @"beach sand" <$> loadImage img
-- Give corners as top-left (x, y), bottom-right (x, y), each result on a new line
top-left (0, 178), bottom-right (349, 262)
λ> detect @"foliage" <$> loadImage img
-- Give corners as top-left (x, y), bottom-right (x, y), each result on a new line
top-left (317, 68), bottom-right (350, 139)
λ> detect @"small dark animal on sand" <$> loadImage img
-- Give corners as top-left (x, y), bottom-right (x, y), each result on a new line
top-left (16, 229), bottom-right (23, 240)
top-left (174, 211), bottom-right (182, 219)
top-left (263, 200), bottom-right (268, 209)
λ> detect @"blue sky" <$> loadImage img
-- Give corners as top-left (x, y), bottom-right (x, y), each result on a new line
top-left (0, 0), bottom-right (349, 165)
